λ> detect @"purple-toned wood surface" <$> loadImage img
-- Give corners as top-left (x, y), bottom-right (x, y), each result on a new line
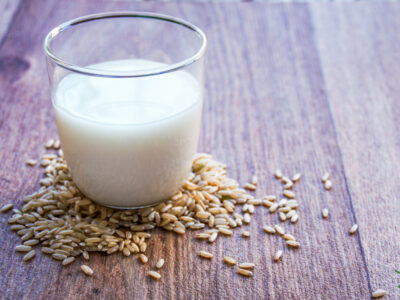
top-left (0, 1), bottom-right (399, 299)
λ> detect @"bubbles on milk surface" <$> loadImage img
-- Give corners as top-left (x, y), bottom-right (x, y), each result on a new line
top-left (54, 59), bottom-right (200, 125)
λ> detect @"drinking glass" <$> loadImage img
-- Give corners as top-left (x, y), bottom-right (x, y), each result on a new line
top-left (44, 12), bottom-right (207, 208)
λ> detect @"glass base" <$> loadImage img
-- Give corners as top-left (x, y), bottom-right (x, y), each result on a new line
top-left (97, 198), bottom-right (167, 210)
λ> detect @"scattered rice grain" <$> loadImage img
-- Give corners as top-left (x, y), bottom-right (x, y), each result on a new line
top-left (273, 250), bottom-right (283, 262)
top-left (283, 234), bottom-right (295, 241)
top-left (237, 268), bottom-right (253, 277)
top-left (26, 159), bottom-right (37, 166)
top-left (81, 265), bottom-right (93, 276)
top-left (292, 173), bottom-right (301, 183)
top-left (324, 180), bottom-right (332, 190)
top-left (274, 170), bottom-right (283, 180)
top-left (62, 257), bottom-right (75, 266)
top-left (156, 258), bottom-right (165, 269)
top-left (15, 245), bottom-right (32, 252)
top-left (283, 190), bottom-right (295, 199)
top-left (244, 183), bottom-right (256, 191)
top-left (321, 172), bottom-right (330, 183)
top-left (23, 250), bottom-right (36, 261)
top-left (199, 250), bottom-right (213, 259)
top-left (263, 225), bottom-right (275, 234)
top-left (238, 262), bottom-right (255, 270)
top-left (274, 225), bottom-right (285, 236)
top-left (45, 139), bottom-right (54, 149)
top-left (242, 231), bottom-right (250, 238)
top-left (286, 240), bottom-right (300, 248)
top-left (349, 224), bottom-right (358, 234)
top-left (209, 232), bottom-right (218, 243)
top-left (224, 256), bottom-right (237, 266)
top-left (148, 270), bottom-right (161, 280)
top-left (372, 289), bottom-right (387, 298)
top-left (139, 254), bottom-right (148, 264)
top-left (1, 204), bottom-right (13, 213)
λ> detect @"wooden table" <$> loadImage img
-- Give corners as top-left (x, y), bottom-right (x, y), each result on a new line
top-left (1, 1), bottom-right (399, 299)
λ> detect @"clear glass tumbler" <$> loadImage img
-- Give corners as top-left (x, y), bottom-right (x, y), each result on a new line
top-left (44, 12), bottom-right (207, 208)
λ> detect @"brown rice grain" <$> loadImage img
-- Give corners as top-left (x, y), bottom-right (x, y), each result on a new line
top-left (196, 233), bottom-right (210, 240)
top-left (278, 199), bottom-right (288, 207)
top-left (322, 208), bottom-right (329, 219)
top-left (23, 239), bottom-right (39, 246)
top-left (247, 204), bottom-right (255, 214)
top-left (291, 214), bottom-right (299, 223)
top-left (251, 175), bottom-right (258, 185)
top-left (21, 231), bottom-right (33, 241)
top-left (156, 258), bottom-right (165, 269)
top-left (274, 225), bottom-right (285, 236)
top-left (148, 270), bottom-right (161, 280)
top-left (139, 254), bottom-right (148, 264)
top-left (62, 257), bottom-right (75, 266)
top-left (286, 210), bottom-right (296, 218)
top-left (349, 224), bottom-right (358, 234)
top-left (1, 204), bottom-right (13, 213)
top-left (26, 159), bottom-right (37, 166)
top-left (224, 256), bottom-right (237, 266)
top-left (273, 250), bottom-right (283, 262)
top-left (243, 213), bottom-right (251, 224)
top-left (263, 225), bottom-right (276, 234)
top-left (279, 206), bottom-right (291, 213)
top-left (286, 200), bottom-right (299, 209)
top-left (15, 245), bottom-right (32, 252)
top-left (45, 139), bottom-right (54, 149)
top-left (237, 268), bottom-right (253, 277)
top-left (41, 247), bottom-right (54, 254)
top-left (53, 140), bottom-right (61, 150)
top-left (82, 251), bottom-right (90, 260)
top-left (52, 253), bottom-right (67, 261)
top-left (199, 250), bottom-right (213, 259)
top-left (122, 248), bottom-right (131, 257)
top-left (274, 170), bottom-right (283, 180)
top-left (242, 231), bottom-right (250, 238)
top-left (219, 228), bottom-right (233, 236)
top-left (81, 265), bottom-right (93, 276)
top-left (263, 200), bottom-right (273, 208)
top-left (269, 203), bottom-right (279, 213)
top-left (283, 234), bottom-right (295, 241)
top-left (10, 224), bottom-right (25, 231)
top-left (264, 195), bottom-right (277, 201)
top-left (23, 250), bottom-right (36, 261)
top-left (324, 180), bottom-right (332, 190)
top-left (283, 190), bottom-right (295, 199)
top-left (292, 173), bottom-right (301, 183)
top-left (286, 240), bottom-right (300, 248)
top-left (244, 183), bottom-right (256, 191)
top-left (321, 172), bottom-right (330, 183)
top-left (248, 199), bottom-right (262, 206)
top-left (372, 289), bottom-right (387, 298)
top-left (238, 262), bottom-right (255, 270)
top-left (284, 182), bottom-right (293, 190)
top-left (208, 232), bottom-right (218, 243)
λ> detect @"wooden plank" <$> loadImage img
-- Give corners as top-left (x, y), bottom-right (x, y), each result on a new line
top-left (0, 0), bottom-right (22, 45)
top-left (311, 2), bottom-right (400, 298)
top-left (0, 1), bottom-right (380, 299)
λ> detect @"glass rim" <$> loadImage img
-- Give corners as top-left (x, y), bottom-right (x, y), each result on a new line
top-left (43, 11), bottom-right (207, 78)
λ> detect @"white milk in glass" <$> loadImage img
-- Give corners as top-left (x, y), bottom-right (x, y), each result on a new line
top-left (53, 59), bottom-right (202, 208)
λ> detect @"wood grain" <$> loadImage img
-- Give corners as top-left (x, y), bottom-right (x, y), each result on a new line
top-left (311, 3), bottom-right (400, 298)
top-left (0, 1), bottom-right (399, 299)
top-left (0, 0), bottom-right (22, 45)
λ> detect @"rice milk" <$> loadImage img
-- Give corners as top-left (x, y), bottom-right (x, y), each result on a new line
top-left (53, 59), bottom-right (202, 208)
